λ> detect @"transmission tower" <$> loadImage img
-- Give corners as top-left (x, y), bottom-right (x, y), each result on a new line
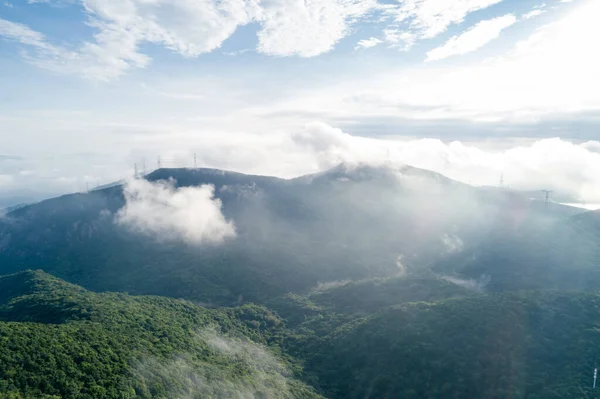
top-left (157, 156), bottom-right (162, 169)
top-left (194, 153), bottom-right (197, 168)
top-left (541, 190), bottom-right (553, 208)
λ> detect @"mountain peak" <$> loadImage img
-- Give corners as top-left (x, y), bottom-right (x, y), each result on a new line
top-left (296, 162), bottom-right (459, 189)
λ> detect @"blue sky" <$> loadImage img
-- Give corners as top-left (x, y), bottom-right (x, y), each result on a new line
top-left (1, 0), bottom-right (600, 205)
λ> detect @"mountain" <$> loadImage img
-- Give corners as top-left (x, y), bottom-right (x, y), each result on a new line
top-left (2, 164), bottom-right (600, 398)
top-left (0, 270), bottom-right (322, 399)
top-left (0, 164), bottom-right (592, 307)
top-left (0, 165), bottom-right (495, 304)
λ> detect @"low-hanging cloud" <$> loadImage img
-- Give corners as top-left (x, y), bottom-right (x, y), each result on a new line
top-left (290, 122), bottom-right (600, 204)
top-left (440, 274), bottom-right (491, 293)
top-left (129, 328), bottom-right (305, 399)
top-left (6, 121), bottom-right (600, 207)
top-left (116, 178), bottom-right (236, 244)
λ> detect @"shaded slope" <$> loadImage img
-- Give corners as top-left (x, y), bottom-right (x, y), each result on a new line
top-left (299, 292), bottom-right (600, 399)
top-left (0, 165), bottom-right (589, 308)
top-left (433, 208), bottom-right (600, 293)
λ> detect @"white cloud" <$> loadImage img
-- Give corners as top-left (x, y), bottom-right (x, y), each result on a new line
top-left (266, 0), bottom-right (600, 122)
top-left (117, 178), bottom-right (236, 244)
top-left (426, 14), bottom-right (517, 61)
top-left (522, 9), bottom-right (545, 19)
top-left (5, 114), bottom-right (600, 205)
top-left (257, 0), bottom-right (377, 57)
top-left (0, 0), bottom-right (509, 79)
top-left (381, 0), bottom-right (505, 48)
top-left (288, 122), bottom-right (600, 203)
top-left (355, 37), bottom-right (383, 49)
top-left (0, 19), bottom-right (48, 47)
top-left (0, 17), bottom-right (148, 81)
top-left (3, 2), bottom-right (13, 7)
top-left (0, 0), bottom-right (380, 79)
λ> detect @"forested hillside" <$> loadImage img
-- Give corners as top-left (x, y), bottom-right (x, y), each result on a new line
top-left (292, 292), bottom-right (600, 398)
top-left (0, 270), bottom-right (321, 399)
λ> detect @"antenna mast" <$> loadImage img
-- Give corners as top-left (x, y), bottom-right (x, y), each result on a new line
top-left (541, 190), bottom-right (553, 208)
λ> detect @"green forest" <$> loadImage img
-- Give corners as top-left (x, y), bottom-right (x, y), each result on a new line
top-left (3, 270), bottom-right (600, 398)
top-left (0, 270), bottom-right (321, 399)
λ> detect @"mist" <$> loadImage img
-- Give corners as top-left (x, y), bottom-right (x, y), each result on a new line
top-left (129, 329), bottom-right (302, 399)
top-left (116, 178), bottom-right (236, 245)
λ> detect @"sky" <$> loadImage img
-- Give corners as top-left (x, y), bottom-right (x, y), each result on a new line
top-left (1, 0), bottom-right (600, 206)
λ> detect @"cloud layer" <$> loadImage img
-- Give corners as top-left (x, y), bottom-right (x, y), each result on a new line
top-left (0, 0), bottom-right (514, 79)
top-left (116, 178), bottom-right (236, 244)
top-left (0, 0), bottom-right (378, 79)
top-left (4, 120), bottom-right (600, 207)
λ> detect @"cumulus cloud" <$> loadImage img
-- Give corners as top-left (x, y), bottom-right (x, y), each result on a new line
top-left (257, 0), bottom-right (377, 57)
top-left (288, 122), bottom-right (600, 203)
top-left (0, 0), bottom-right (379, 79)
top-left (426, 14), bottom-right (517, 61)
top-left (116, 178), bottom-right (236, 244)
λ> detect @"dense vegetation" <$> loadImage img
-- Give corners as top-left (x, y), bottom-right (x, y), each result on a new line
top-left (0, 270), bottom-right (321, 399)
top-left (2, 166), bottom-right (600, 398)
top-left (294, 292), bottom-right (600, 398)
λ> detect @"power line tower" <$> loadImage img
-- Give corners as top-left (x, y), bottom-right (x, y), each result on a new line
top-left (157, 156), bottom-right (162, 169)
top-left (194, 153), bottom-right (197, 168)
top-left (541, 190), bottom-right (553, 208)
